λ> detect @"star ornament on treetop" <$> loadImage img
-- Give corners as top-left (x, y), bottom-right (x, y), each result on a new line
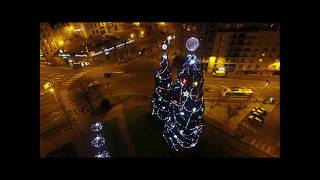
top-left (183, 90), bottom-right (190, 97)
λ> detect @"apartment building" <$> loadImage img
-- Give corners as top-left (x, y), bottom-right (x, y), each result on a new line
top-left (208, 23), bottom-right (280, 75)
top-left (40, 22), bottom-right (59, 63)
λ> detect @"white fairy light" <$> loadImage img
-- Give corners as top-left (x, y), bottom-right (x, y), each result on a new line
top-left (91, 122), bottom-right (102, 132)
top-left (91, 135), bottom-right (105, 148)
top-left (95, 151), bottom-right (110, 158)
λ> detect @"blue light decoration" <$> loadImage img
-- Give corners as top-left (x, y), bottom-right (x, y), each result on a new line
top-left (91, 122), bottom-right (103, 132)
top-left (90, 122), bottom-right (111, 158)
top-left (151, 41), bottom-right (173, 121)
top-left (163, 37), bottom-right (205, 151)
top-left (94, 151), bottom-right (110, 158)
top-left (91, 134), bottom-right (105, 148)
top-left (186, 37), bottom-right (199, 52)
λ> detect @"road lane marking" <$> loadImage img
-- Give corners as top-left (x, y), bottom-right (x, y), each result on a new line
top-left (255, 141), bottom-right (261, 148)
top-left (266, 146), bottom-right (272, 153)
top-left (251, 138), bottom-right (256, 145)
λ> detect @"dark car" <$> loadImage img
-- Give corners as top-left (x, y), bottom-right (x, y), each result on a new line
top-left (104, 73), bottom-right (112, 78)
top-left (248, 115), bottom-right (264, 126)
top-left (73, 63), bottom-right (82, 69)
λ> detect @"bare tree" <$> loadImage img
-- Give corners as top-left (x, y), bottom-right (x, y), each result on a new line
top-left (70, 76), bottom-right (106, 110)
top-left (225, 104), bottom-right (239, 124)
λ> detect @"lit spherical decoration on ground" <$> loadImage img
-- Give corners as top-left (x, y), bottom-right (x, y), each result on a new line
top-left (91, 122), bottom-right (103, 132)
top-left (95, 151), bottom-right (110, 158)
top-left (162, 43), bottom-right (167, 50)
top-left (186, 37), bottom-right (199, 52)
top-left (91, 135), bottom-right (105, 148)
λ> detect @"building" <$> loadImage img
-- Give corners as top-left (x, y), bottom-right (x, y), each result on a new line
top-left (70, 22), bottom-right (128, 39)
top-left (174, 23), bottom-right (218, 63)
top-left (207, 23), bottom-right (280, 76)
top-left (40, 22), bottom-right (59, 63)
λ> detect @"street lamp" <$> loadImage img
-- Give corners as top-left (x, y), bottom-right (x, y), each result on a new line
top-left (46, 86), bottom-right (79, 135)
top-left (140, 30), bottom-right (144, 36)
top-left (130, 33), bottom-right (134, 38)
top-left (59, 40), bottom-right (64, 46)
top-left (259, 80), bottom-right (270, 99)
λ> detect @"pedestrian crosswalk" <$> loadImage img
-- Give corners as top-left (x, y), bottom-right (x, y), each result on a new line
top-left (240, 121), bottom-right (257, 134)
top-left (63, 71), bottom-right (87, 85)
top-left (58, 89), bottom-right (86, 113)
top-left (249, 137), bottom-right (277, 156)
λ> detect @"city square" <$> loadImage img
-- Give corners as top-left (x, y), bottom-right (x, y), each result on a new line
top-left (40, 22), bottom-right (280, 157)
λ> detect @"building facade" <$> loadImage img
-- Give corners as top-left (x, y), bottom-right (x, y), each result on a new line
top-left (70, 22), bottom-right (128, 39)
top-left (174, 23), bottom-right (218, 62)
top-left (207, 23), bottom-right (280, 75)
top-left (40, 22), bottom-right (59, 63)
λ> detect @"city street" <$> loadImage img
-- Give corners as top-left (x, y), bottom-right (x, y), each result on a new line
top-left (247, 104), bottom-right (280, 154)
top-left (40, 22), bottom-right (280, 157)
top-left (40, 64), bottom-right (76, 137)
top-left (40, 53), bottom-right (280, 156)
top-left (203, 73), bottom-right (280, 102)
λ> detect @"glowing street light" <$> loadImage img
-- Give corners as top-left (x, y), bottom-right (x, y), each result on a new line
top-left (69, 26), bottom-right (74, 31)
top-left (130, 33), bottom-right (134, 38)
top-left (159, 22), bottom-right (166, 25)
top-left (59, 40), bottom-right (64, 46)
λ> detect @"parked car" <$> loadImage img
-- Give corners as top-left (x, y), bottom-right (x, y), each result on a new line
top-left (254, 107), bottom-right (267, 115)
top-left (251, 108), bottom-right (266, 116)
top-left (249, 111), bottom-right (264, 119)
top-left (248, 115), bottom-right (264, 126)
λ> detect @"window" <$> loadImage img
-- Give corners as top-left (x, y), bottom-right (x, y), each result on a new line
top-left (247, 64), bottom-right (252, 68)
top-left (249, 60), bottom-right (253, 63)
top-left (256, 65), bottom-right (260, 69)
top-left (252, 54), bottom-right (256, 57)
top-left (239, 64), bottom-right (243, 68)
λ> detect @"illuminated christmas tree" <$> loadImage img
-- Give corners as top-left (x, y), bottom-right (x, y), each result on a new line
top-left (151, 41), bottom-right (173, 121)
top-left (163, 37), bottom-right (205, 151)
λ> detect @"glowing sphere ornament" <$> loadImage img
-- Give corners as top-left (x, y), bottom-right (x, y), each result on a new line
top-left (91, 135), bottom-right (105, 148)
top-left (91, 122), bottom-right (102, 132)
top-left (162, 43), bottom-right (167, 50)
top-left (186, 37), bottom-right (199, 52)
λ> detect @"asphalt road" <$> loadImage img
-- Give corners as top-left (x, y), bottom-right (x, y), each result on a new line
top-left (203, 73), bottom-right (280, 101)
top-left (255, 104), bottom-right (280, 147)
top-left (40, 65), bottom-right (76, 135)
top-left (40, 29), bottom-right (280, 157)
